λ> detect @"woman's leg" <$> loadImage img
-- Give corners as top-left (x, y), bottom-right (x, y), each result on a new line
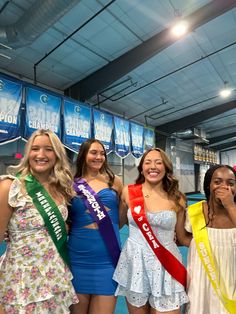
top-left (150, 307), bottom-right (180, 314)
top-left (71, 293), bottom-right (90, 314)
top-left (88, 295), bottom-right (117, 314)
top-left (127, 301), bottom-right (150, 314)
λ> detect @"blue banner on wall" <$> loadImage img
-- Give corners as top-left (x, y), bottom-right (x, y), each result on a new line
top-left (0, 76), bottom-right (22, 144)
top-left (93, 108), bottom-right (113, 154)
top-left (130, 122), bottom-right (144, 158)
top-left (62, 99), bottom-right (91, 152)
top-left (25, 87), bottom-right (61, 139)
top-left (144, 127), bottom-right (155, 150)
top-left (114, 116), bottom-right (130, 158)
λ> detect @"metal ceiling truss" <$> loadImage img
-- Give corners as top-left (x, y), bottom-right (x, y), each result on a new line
top-left (156, 100), bottom-right (236, 134)
top-left (66, 0), bottom-right (236, 101)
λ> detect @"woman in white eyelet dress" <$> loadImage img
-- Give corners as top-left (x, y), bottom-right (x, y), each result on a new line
top-left (0, 129), bottom-right (78, 314)
top-left (113, 148), bottom-right (189, 314)
top-left (185, 165), bottom-right (236, 314)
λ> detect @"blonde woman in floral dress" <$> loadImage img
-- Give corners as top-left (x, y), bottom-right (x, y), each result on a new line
top-left (0, 129), bottom-right (78, 313)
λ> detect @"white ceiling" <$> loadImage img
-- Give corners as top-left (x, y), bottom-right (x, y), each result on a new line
top-left (1, 0), bottom-right (236, 151)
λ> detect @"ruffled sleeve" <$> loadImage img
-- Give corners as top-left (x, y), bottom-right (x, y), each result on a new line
top-left (0, 175), bottom-right (31, 208)
top-left (185, 208), bottom-right (192, 233)
top-left (0, 176), bottom-right (78, 310)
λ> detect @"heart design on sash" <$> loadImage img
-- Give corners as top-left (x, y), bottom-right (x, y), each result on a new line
top-left (134, 205), bottom-right (141, 214)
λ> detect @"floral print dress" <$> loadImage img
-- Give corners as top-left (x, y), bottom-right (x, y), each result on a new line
top-left (0, 176), bottom-right (78, 314)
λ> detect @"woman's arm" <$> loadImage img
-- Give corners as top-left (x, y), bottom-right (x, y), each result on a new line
top-left (225, 204), bottom-right (236, 227)
top-left (119, 185), bottom-right (129, 228)
top-left (176, 207), bottom-right (192, 247)
top-left (0, 179), bottom-right (13, 242)
top-left (0, 304), bottom-right (5, 314)
top-left (215, 187), bottom-right (236, 226)
top-left (113, 175), bottom-right (123, 196)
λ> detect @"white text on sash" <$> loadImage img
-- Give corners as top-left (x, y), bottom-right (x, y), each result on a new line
top-left (36, 191), bottom-right (62, 240)
top-left (78, 184), bottom-right (106, 220)
top-left (138, 216), bottom-right (159, 249)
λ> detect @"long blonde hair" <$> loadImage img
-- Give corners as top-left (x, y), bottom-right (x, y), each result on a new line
top-left (8, 129), bottom-right (74, 202)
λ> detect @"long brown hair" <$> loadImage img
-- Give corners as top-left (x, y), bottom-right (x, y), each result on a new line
top-left (136, 148), bottom-right (186, 211)
top-left (74, 139), bottom-right (115, 188)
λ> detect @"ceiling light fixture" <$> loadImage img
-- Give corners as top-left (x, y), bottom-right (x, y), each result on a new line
top-left (220, 82), bottom-right (232, 98)
top-left (168, 0), bottom-right (188, 37)
top-left (171, 20), bottom-right (188, 37)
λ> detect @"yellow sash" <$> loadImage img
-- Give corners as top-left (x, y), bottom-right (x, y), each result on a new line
top-left (188, 201), bottom-right (236, 314)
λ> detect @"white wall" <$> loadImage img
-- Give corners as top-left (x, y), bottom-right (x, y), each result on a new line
top-left (172, 139), bottom-right (195, 194)
top-left (220, 149), bottom-right (236, 166)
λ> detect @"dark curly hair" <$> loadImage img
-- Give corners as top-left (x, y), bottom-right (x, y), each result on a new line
top-left (203, 164), bottom-right (236, 226)
top-left (203, 164), bottom-right (236, 202)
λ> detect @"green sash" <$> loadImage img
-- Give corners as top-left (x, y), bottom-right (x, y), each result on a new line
top-left (189, 201), bottom-right (236, 313)
top-left (24, 174), bottom-right (70, 266)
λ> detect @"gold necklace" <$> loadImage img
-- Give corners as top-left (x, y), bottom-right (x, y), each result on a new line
top-left (143, 189), bottom-right (153, 198)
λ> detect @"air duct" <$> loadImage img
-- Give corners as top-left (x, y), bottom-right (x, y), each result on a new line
top-left (174, 128), bottom-right (209, 144)
top-left (0, 0), bottom-right (81, 49)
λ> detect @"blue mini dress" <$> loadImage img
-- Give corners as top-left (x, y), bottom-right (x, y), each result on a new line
top-left (67, 188), bottom-right (121, 295)
top-left (113, 209), bottom-right (188, 311)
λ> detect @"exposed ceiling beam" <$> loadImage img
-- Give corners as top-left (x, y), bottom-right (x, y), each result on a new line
top-left (66, 0), bottom-right (236, 101)
top-left (156, 99), bottom-right (236, 134)
top-left (213, 140), bottom-right (236, 151)
top-left (207, 124), bottom-right (236, 135)
top-left (219, 146), bottom-right (236, 153)
top-left (208, 132), bottom-right (236, 145)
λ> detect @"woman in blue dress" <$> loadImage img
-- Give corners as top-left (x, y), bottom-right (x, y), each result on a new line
top-left (68, 139), bottom-right (123, 314)
top-left (113, 148), bottom-right (189, 314)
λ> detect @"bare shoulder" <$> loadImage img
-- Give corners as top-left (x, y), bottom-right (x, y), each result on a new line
top-left (0, 178), bottom-right (13, 193)
top-left (121, 185), bottom-right (129, 203)
top-left (0, 178), bottom-right (14, 241)
top-left (113, 175), bottom-right (123, 195)
top-left (0, 178), bottom-right (14, 206)
top-left (179, 194), bottom-right (187, 208)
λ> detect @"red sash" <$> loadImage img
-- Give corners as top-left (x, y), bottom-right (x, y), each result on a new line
top-left (128, 184), bottom-right (187, 288)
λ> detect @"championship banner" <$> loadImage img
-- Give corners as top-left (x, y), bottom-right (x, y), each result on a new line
top-left (130, 122), bottom-right (144, 158)
top-left (144, 127), bottom-right (155, 150)
top-left (0, 76), bottom-right (22, 144)
top-left (93, 108), bottom-right (113, 154)
top-left (114, 116), bottom-right (130, 158)
top-left (25, 87), bottom-right (61, 139)
top-left (62, 99), bottom-right (91, 152)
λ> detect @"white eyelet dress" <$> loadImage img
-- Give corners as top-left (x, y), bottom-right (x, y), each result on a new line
top-left (185, 211), bottom-right (236, 314)
top-left (113, 209), bottom-right (188, 311)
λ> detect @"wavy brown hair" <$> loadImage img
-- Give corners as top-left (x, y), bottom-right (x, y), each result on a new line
top-left (8, 129), bottom-right (74, 203)
top-left (136, 148), bottom-right (186, 211)
top-left (74, 139), bottom-right (115, 188)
